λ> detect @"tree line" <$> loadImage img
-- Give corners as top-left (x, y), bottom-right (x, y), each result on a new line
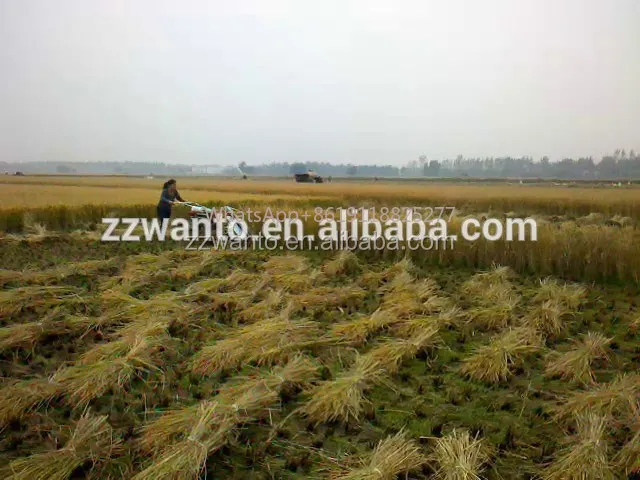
top-left (233, 149), bottom-right (640, 179)
top-left (2, 149), bottom-right (639, 179)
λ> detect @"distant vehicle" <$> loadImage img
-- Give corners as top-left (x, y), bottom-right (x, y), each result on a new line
top-left (14, 171), bottom-right (24, 176)
top-left (294, 169), bottom-right (324, 183)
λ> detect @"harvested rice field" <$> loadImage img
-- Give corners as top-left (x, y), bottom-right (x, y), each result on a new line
top-left (0, 232), bottom-right (638, 479)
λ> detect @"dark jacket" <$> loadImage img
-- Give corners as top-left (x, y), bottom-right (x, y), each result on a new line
top-left (157, 188), bottom-right (184, 220)
top-left (159, 188), bottom-right (184, 206)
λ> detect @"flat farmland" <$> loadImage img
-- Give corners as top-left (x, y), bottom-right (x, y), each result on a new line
top-left (0, 175), bottom-right (638, 479)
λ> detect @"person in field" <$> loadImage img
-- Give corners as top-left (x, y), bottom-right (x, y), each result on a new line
top-left (157, 179), bottom-right (186, 221)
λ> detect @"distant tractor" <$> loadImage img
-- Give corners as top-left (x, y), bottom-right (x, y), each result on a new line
top-left (294, 169), bottom-right (324, 183)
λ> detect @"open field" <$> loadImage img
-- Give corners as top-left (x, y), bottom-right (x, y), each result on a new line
top-left (0, 183), bottom-right (330, 209)
top-left (1, 175), bottom-right (640, 283)
top-left (3, 175), bottom-right (640, 217)
top-left (0, 176), bottom-right (639, 479)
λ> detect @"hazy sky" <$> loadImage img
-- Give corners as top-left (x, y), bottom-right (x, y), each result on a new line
top-left (0, 1), bottom-right (638, 165)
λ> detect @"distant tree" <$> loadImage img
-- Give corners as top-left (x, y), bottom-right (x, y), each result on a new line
top-left (598, 156), bottom-right (618, 178)
top-left (56, 164), bottom-right (76, 174)
top-left (346, 165), bottom-right (358, 176)
top-left (424, 160), bottom-right (440, 176)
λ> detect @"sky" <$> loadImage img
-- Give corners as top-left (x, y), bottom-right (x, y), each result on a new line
top-left (0, 0), bottom-right (638, 166)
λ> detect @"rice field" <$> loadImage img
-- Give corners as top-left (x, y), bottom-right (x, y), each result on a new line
top-left (0, 176), bottom-right (639, 479)
top-left (3, 175), bottom-right (640, 217)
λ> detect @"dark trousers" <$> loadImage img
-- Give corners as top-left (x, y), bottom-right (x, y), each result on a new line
top-left (157, 205), bottom-right (171, 221)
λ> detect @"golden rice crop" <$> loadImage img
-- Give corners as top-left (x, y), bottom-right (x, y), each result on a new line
top-left (378, 271), bottom-right (440, 318)
top-left (99, 291), bottom-right (187, 326)
top-left (100, 252), bottom-right (174, 292)
top-left (555, 373), bottom-right (640, 420)
top-left (3, 179), bottom-right (640, 281)
top-left (0, 378), bottom-right (59, 428)
top-left (461, 265), bottom-right (515, 299)
top-left (138, 400), bottom-right (220, 454)
top-left (0, 269), bottom-right (24, 288)
top-left (132, 404), bottom-right (236, 480)
top-left (289, 286), bottom-right (367, 314)
top-left (421, 295), bottom-right (456, 315)
top-left (523, 299), bottom-right (572, 338)
top-left (462, 273), bottom-right (520, 331)
top-left (5, 414), bottom-right (118, 480)
top-left (396, 305), bottom-right (463, 337)
top-left (0, 312), bottom-right (100, 351)
top-left (303, 355), bottom-right (388, 425)
top-left (329, 310), bottom-right (397, 346)
top-left (429, 429), bottom-right (492, 480)
top-left (53, 335), bottom-right (165, 405)
top-left (378, 257), bottom-right (415, 280)
top-left (182, 272), bottom-right (267, 311)
top-left (360, 325), bottom-right (441, 374)
top-left (533, 278), bottom-right (587, 310)
top-left (184, 270), bottom-right (264, 296)
top-left (466, 295), bottom-right (519, 330)
top-left (191, 316), bottom-right (320, 375)
top-left (323, 250), bottom-right (361, 277)
top-left (0, 258), bottom-right (119, 288)
top-left (329, 430), bottom-right (425, 479)
top-left (137, 358), bottom-right (317, 476)
top-left (614, 428), bottom-right (640, 476)
top-left (543, 413), bottom-right (614, 480)
top-left (238, 289), bottom-right (286, 322)
top-left (5, 176), bottom-right (640, 218)
top-left (544, 331), bottom-right (611, 384)
top-left (79, 322), bottom-right (171, 364)
top-left (262, 255), bottom-right (309, 275)
top-left (0, 321), bottom-right (46, 350)
top-left (460, 327), bottom-right (542, 383)
top-left (218, 355), bottom-right (318, 402)
top-left (0, 285), bottom-right (83, 321)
